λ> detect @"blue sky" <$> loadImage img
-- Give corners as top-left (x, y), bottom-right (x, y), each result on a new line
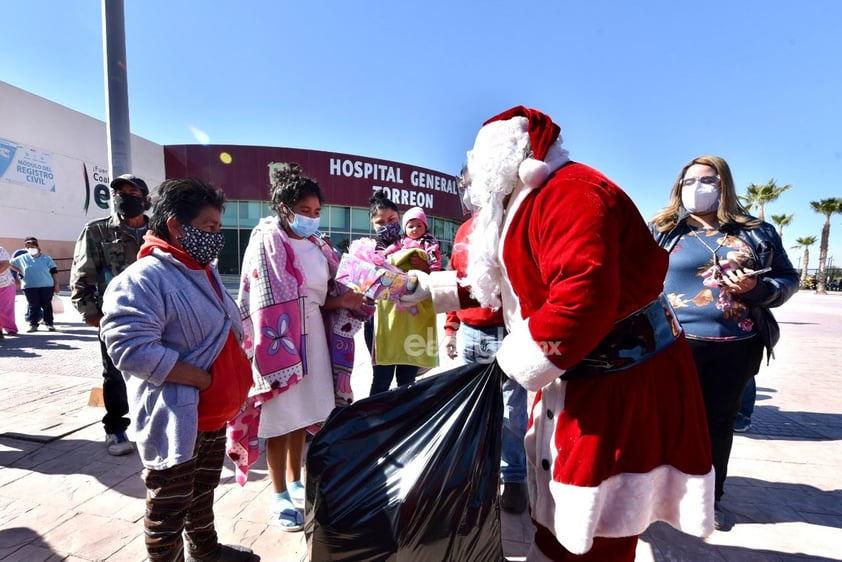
top-left (3, 0), bottom-right (841, 267)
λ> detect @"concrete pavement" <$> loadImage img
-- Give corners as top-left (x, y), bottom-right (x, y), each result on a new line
top-left (1, 291), bottom-right (841, 561)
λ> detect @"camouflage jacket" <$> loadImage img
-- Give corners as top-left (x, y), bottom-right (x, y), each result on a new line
top-left (70, 214), bottom-right (148, 322)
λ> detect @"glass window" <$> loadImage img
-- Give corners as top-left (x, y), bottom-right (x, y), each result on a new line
top-left (221, 201), bottom-right (239, 227)
top-left (239, 201), bottom-right (264, 228)
top-left (328, 205), bottom-right (349, 230)
top-left (217, 229), bottom-right (240, 274)
top-left (331, 233), bottom-right (352, 254)
top-left (351, 208), bottom-right (371, 233)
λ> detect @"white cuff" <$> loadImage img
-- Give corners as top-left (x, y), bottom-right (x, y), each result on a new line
top-left (496, 319), bottom-right (565, 391)
top-left (428, 270), bottom-right (461, 313)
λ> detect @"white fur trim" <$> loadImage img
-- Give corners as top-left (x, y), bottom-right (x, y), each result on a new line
top-left (532, 466), bottom-right (715, 555)
top-left (427, 270), bottom-right (461, 313)
top-left (518, 138), bottom-right (571, 189)
top-left (519, 158), bottom-right (550, 188)
top-left (543, 142), bottom-right (570, 175)
top-left (526, 382), bottom-right (715, 555)
top-left (495, 319), bottom-right (565, 391)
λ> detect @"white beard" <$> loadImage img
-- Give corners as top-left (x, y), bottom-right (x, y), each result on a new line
top-left (461, 116), bottom-right (571, 309)
top-left (463, 196), bottom-right (505, 309)
top-left (461, 118), bottom-right (529, 310)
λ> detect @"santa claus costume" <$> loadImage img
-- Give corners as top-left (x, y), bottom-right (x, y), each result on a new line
top-left (419, 107), bottom-right (715, 561)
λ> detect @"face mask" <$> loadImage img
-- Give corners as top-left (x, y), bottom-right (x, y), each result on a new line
top-left (376, 222), bottom-right (401, 244)
top-left (113, 193), bottom-right (147, 218)
top-left (287, 213), bottom-right (321, 238)
top-left (27, 247), bottom-right (39, 256)
top-left (178, 223), bottom-right (225, 265)
top-left (682, 184), bottom-right (721, 214)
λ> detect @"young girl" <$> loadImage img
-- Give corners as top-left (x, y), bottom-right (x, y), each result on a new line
top-left (385, 206), bottom-right (442, 272)
top-left (235, 163), bottom-right (366, 532)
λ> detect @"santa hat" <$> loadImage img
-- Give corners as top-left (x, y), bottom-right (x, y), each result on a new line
top-left (402, 206), bottom-right (428, 230)
top-left (481, 106), bottom-right (562, 188)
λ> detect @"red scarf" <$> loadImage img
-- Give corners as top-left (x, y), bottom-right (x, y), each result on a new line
top-left (139, 232), bottom-right (252, 430)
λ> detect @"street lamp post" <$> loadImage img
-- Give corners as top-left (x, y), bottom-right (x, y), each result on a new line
top-left (101, 0), bottom-right (132, 181)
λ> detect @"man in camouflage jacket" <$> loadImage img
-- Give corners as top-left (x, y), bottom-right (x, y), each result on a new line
top-left (70, 174), bottom-right (150, 456)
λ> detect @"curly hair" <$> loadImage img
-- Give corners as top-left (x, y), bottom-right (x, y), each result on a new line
top-left (650, 155), bottom-right (760, 232)
top-left (269, 163), bottom-right (323, 216)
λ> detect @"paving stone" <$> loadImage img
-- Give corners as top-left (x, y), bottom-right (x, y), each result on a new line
top-left (1, 291), bottom-right (841, 560)
top-left (39, 511), bottom-right (140, 560)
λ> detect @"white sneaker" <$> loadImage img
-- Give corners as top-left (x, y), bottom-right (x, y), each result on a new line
top-left (105, 432), bottom-right (134, 456)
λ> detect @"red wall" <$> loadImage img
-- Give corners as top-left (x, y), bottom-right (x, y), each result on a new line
top-left (163, 145), bottom-right (464, 219)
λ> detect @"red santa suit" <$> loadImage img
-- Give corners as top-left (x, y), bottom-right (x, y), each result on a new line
top-left (423, 107), bottom-right (714, 561)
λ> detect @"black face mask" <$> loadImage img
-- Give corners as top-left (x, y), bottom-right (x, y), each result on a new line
top-left (113, 193), bottom-right (147, 218)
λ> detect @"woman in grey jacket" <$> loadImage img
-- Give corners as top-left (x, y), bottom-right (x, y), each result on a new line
top-left (650, 155), bottom-right (799, 531)
top-left (101, 178), bottom-right (253, 562)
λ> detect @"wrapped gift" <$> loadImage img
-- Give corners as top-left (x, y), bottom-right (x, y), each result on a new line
top-left (336, 239), bottom-right (418, 302)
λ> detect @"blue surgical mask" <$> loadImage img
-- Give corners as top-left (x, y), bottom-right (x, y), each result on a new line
top-left (288, 213), bottom-right (321, 238)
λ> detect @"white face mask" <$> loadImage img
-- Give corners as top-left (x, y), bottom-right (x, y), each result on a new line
top-left (27, 247), bottom-right (39, 256)
top-left (682, 184), bottom-right (721, 214)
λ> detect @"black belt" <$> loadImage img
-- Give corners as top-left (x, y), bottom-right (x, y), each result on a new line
top-left (561, 294), bottom-right (682, 380)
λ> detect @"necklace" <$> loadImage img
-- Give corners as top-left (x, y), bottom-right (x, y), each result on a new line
top-left (691, 227), bottom-right (725, 263)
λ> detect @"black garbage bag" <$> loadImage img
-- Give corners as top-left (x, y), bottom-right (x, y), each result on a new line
top-left (305, 360), bottom-right (504, 562)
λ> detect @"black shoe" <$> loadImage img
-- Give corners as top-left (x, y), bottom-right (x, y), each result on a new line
top-left (186, 544), bottom-right (253, 562)
top-left (500, 481), bottom-right (529, 514)
top-left (734, 414), bottom-right (751, 433)
top-left (714, 501), bottom-right (730, 531)
top-left (26, 325), bottom-right (38, 333)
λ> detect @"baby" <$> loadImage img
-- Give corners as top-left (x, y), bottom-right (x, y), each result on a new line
top-left (385, 207), bottom-right (442, 272)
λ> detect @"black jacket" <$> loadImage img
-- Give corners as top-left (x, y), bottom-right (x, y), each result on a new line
top-left (651, 214), bottom-right (800, 362)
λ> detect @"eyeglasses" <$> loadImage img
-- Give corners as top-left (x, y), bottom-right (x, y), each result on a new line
top-left (681, 175), bottom-right (720, 188)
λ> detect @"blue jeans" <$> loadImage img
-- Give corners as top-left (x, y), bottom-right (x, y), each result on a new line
top-left (461, 323), bottom-right (527, 483)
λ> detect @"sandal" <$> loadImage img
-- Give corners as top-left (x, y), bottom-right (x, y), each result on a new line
top-left (288, 480), bottom-right (306, 509)
top-left (274, 507), bottom-right (305, 532)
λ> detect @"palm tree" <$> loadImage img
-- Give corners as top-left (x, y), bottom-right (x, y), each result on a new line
top-left (771, 213), bottom-right (794, 239)
top-left (740, 179), bottom-right (792, 221)
top-left (809, 198), bottom-right (842, 294)
top-left (792, 236), bottom-right (817, 288)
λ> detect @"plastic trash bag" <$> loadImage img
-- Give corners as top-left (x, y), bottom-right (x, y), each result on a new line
top-left (51, 294), bottom-right (64, 314)
top-left (305, 360), bottom-right (504, 562)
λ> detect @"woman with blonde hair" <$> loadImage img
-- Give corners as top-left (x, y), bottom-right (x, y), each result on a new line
top-left (650, 155), bottom-right (799, 530)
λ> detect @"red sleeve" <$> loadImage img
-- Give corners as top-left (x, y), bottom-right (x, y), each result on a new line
top-left (444, 311), bottom-right (461, 335)
top-left (505, 177), bottom-right (621, 371)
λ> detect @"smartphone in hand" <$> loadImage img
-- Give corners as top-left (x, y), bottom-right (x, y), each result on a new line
top-left (741, 266), bottom-right (772, 278)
